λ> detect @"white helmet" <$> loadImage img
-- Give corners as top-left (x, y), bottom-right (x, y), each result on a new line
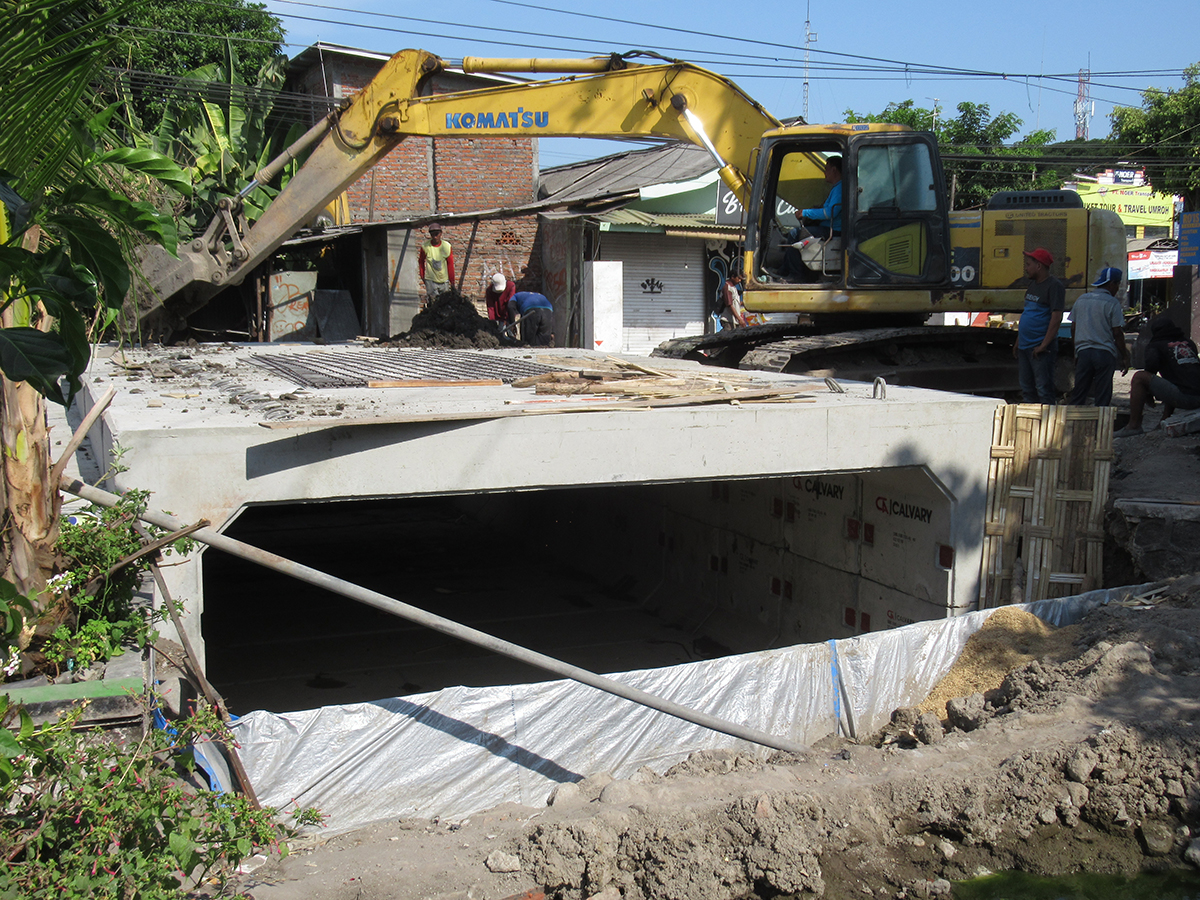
top-left (491, 272), bottom-right (506, 291)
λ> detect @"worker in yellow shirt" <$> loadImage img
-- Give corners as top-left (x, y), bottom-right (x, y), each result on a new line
top-left (418, 222), bottom-right (455, 304)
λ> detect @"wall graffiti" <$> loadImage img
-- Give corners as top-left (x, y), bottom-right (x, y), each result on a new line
top-left (268, 272), bottom-right (317, 341)
top-left (541, 220), bottom-right (569, 306)
top-left (706, 241), bottom-right (743, 317)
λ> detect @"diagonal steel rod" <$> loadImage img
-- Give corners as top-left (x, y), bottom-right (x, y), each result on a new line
top-left (60, 476), bottom-right (809, 756)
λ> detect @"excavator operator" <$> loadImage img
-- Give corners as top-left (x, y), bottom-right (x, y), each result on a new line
top-left (798, 155), bottom-right (843, 238)
top-left (780, 155), bottom-right (843, 282)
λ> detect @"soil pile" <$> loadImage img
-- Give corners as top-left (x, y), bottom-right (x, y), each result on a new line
top-left (918, 606), bottom-right (1079, 719)
top-left (242, 576), bottom-right (1200, 900)
top-left (386, 290), bottom-right (504, 349)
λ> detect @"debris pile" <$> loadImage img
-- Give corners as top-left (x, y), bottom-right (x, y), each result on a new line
top-left (513, 360), bottom-right (814, 406)
top-left (917, 606), bottom-right (1079, 720)
top-left (386, 291), bottom-right (505, 350)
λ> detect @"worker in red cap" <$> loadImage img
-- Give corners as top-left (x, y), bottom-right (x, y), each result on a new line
top-left (1013, 247), bottom-right (1065, 404)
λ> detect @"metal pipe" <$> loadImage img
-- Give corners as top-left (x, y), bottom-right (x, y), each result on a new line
top-left (458, 56), bottom-right (626, 74)
top-left (242, 111), bottom-right (339, 198)
top-left (60, 476), bottom-right (808, 756)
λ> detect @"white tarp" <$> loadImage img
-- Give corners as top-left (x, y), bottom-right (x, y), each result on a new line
top-left (232, 584), bottom-right (1146, 834)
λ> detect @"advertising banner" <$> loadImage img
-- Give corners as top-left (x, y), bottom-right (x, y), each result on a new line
top-left (1127, 248), bottom-right (1178, 280)
top-left (1073, 182), bottom-right (1178, 228)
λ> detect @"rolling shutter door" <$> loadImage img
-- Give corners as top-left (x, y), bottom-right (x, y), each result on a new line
top-left (600, 233), bottom-right (707, 355)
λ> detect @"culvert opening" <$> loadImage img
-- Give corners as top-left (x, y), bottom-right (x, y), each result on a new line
top-left (203, 470), bottom-right (953, 714)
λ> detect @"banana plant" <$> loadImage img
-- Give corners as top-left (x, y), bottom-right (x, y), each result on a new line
top-left (0, 0), bottom-right (189, 606)
top-left (150, 43), bottom-right (304, 238)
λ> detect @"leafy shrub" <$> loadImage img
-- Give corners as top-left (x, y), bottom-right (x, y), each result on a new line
top-left (0, 697), bottom-right (289, 899)
top-left (0, 580), bottom-right (33, 678)
top-left (31, 490), bottom-right (194, 677)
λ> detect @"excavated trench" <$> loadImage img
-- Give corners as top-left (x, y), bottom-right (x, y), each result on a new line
top-left (201, 467), bottom-right (955, 716)
top-left (204, 484), bottom-right (758, 715)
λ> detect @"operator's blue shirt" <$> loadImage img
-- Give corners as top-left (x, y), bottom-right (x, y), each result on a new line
top-left (801, 181), bottom-right (842, 234)
top-left (509, 291), bottom-right (553, 314)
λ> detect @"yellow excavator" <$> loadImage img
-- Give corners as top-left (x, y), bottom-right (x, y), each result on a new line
top-left (137, 49), bottom-right (1126, 392)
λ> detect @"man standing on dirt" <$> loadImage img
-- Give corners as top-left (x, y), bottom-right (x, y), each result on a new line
top-left (506, 291), bottom-right (554, 346)
top-left (1115, 314), bottom-right (1200, 437)
top-left (418, 223), bottom-right (454, 305)
top-left (1067, 266), bottom-right (1129, 407)
top-left (1013, 247), bottom-right (1065, 404)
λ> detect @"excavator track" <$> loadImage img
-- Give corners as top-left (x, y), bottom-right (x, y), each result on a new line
top-left (655, 325), bottom-right (1043, 398)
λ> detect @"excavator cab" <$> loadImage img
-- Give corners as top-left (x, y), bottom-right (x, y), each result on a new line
top-left (749, 127), bottom-right (952, 293)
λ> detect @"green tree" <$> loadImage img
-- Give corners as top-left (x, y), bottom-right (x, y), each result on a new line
top-left (109, 0), bottom-right (285, 131)
top-left (0, 0), bottom-right (186, 616)
top-left (1110, 62), bottom-right (1200, 211)
top-left (844, 100), bottom-right (1060, 209)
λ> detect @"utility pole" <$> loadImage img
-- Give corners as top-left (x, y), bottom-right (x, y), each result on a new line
top-left (802, 0), bottom-right (816, 122)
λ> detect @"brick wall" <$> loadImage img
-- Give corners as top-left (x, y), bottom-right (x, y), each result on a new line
top-left (346, 141), bottom-right (433, 219)
top-left (433, 137), bottom-right (535, 211)
top-left (290, 50), bottom-right (543, 299)
top-left (429, 216), bottom-right (543, 298)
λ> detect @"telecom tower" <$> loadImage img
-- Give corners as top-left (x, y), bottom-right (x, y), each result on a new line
top-left (1074, 68), bottom-right (1093, 140)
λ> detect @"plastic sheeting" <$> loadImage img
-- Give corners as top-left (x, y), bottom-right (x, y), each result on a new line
top-left (232, 584), bottom-right (1148, 834)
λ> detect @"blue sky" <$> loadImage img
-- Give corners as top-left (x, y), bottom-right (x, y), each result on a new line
top-left (262, 0), bottom-right (1198, 167)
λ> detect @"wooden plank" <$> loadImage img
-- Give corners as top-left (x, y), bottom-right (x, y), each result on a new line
top-left (534, 382), bottom-right (593, 395)
top-left (367, 379), bottom-right (504, 388)
top-left (604, 356), bottom-right (674, 378)
top-left (511, 371), bottom-right (584, 388)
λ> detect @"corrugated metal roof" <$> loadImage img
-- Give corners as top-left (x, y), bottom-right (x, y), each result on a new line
top-left (596, 209), bottom-right (742, 240)
top-left (1127, 237), bottom-right (1178, 252)
top-left (539, 144), bottom-right (715, 204)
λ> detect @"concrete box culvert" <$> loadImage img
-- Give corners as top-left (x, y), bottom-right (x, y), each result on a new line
top-left (203, 468), bottom-right (964, 715)
top-left (65, 344), bottom-right (997, 716)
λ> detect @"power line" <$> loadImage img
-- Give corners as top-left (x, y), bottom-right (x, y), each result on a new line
top-left (118, 0), bottom-right (1195, 152)
top-left (180, 0), bottom-right (1191, 99)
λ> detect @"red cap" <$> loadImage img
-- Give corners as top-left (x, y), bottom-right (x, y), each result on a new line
top-left (1023, 247), bottom-right (1053, 268)
top-left (428, 222), bottom-right (443, 232)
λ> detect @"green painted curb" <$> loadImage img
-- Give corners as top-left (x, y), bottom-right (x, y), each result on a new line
top-left (2, 677), bottom-right (144, 704)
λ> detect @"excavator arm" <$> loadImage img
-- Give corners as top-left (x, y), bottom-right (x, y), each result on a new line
top-left (137, 49), bottom-right (781, 325)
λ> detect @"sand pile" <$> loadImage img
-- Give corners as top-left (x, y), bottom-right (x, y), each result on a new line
top-left (919, 606), bottom-right (1079, 719)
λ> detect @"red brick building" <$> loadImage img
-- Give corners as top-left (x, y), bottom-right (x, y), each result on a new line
top-left (285, 44), bottom-right (545, 333)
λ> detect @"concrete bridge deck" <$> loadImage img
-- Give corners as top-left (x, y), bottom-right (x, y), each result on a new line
top-left (62, 343), bottom-right (1000, 712)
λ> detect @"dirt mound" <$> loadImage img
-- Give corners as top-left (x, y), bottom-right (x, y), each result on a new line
top-left (918, 606), bottom-right (1080, 719)
top-left (385, 291), bottom-right (504, 349)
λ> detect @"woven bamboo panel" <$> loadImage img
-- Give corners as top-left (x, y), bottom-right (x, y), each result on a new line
top-left (979, 403), bottom-right (1114, 607)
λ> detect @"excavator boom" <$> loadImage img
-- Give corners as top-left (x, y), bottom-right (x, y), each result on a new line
top-left (138, 49), bottom-right (781, 324)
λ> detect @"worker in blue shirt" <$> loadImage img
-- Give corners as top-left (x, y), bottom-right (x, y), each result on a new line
top-left (799, 155), bottom-right (843, 236)
top-left (506, 291), bottom-right (554, 346)
top-left (779, 155), bottom-right (843, 281)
